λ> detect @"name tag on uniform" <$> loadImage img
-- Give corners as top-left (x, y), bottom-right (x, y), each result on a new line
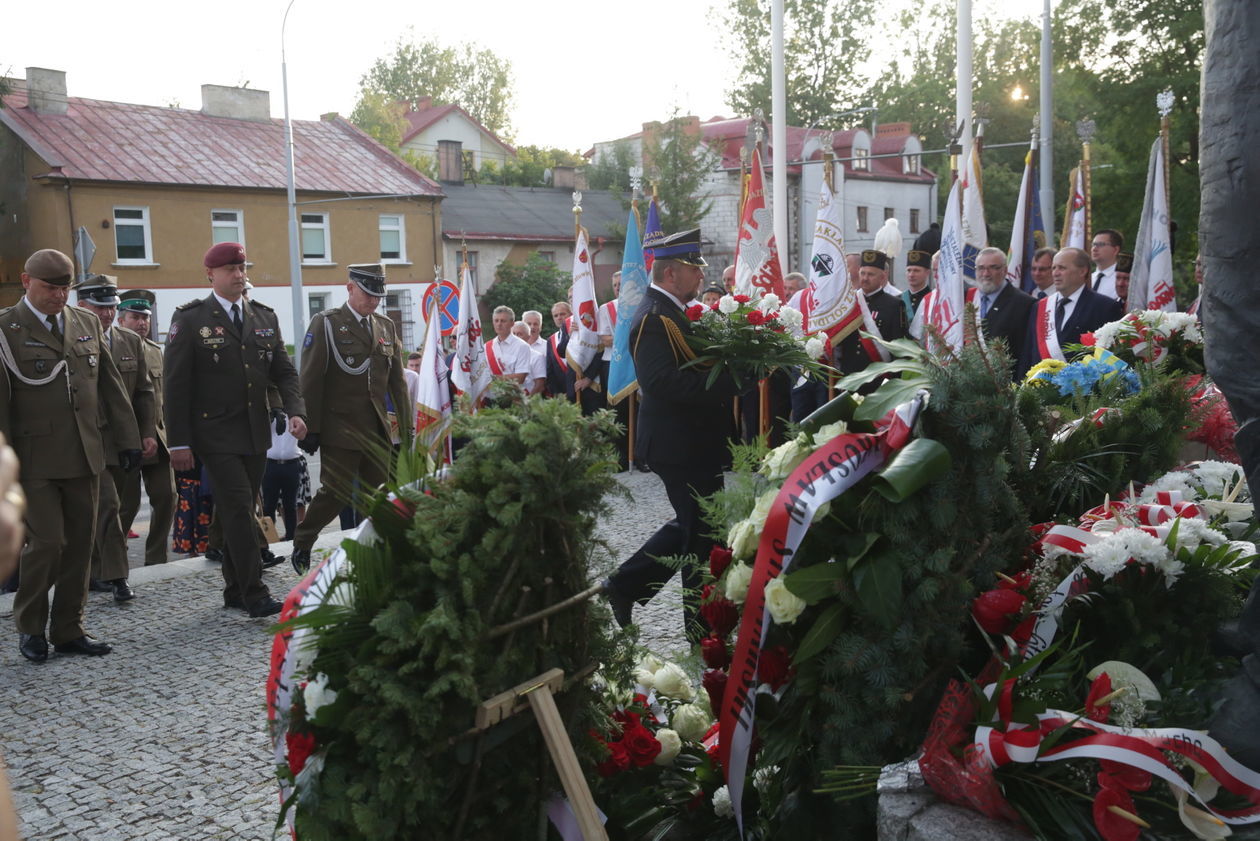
top-left (23, 340), bottom-right (46, 347)
top-left (76, 335), bottom-right (92, 342)
top-left (202, 337), bottom-right (226, 347)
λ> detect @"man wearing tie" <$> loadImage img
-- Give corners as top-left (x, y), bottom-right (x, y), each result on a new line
top-left (1030, 247), bottom-right (1056, 299)
top-left (1089, 229), bottom-right (1125, 301)
top-left (1020, 247), bottom-right (1124, 377)
top-left (973, 248), bottom-right (1035, 378)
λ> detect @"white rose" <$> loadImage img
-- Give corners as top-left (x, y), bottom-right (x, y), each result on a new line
top-left (751, 488), bottom-right (778, 529)
top-left (670, 702), bottom-right (712, 742)
top-left (813, 420), bottom-right (848, 446)
top-left (761, 436), bottom-right (808, 481)
top-left (653, 729), bottom-right (683, 766)
top-left (727, 518), bottom-right (759, 560)
top-left (724, 563), bottom-right (754, 604)
top-left (805, 336), bottom-right (826, 359)
top-left (652, 662), bottom-right (695, 701)
top-left (753, 765), bottom-right (780, 794)
top-left (303, 673), bottom-right (338, 718)
top-left (764, 576), bottom-right (807, 625)
top-left (634, 653), bottom-right (664, 689)
top-left (718, 295), bottom-right (739, 315)
top-left (712, 785), bottom-right (735, 819)
top-left (757, 293), bottom-right (781, 314)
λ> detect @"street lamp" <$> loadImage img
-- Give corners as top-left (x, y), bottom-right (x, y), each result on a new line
top-left (281, 0), bottom-right (305, 366)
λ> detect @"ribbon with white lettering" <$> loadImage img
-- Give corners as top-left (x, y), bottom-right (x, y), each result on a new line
top-left (1034, 294), bottom-right (1066, 362)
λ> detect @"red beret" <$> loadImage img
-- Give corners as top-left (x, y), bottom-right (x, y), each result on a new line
top-left (204, 241), bottom-right (247, 268)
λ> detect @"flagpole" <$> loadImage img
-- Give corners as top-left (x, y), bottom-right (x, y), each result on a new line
top-left (1038, 0), bottom-right (1054, 240)
top-left (627, 180), bottom-right (641, 472)
top-left (771, 0), bottom-right (788, 276)
top-left (1077, 120), bottom-right (1096, 242)
top-left (572, 190), bottom-right (585, 406)
top-left (460, 234), bottom-right (476, 415)
top-left (1157, 90), bottom-right (1173, 209)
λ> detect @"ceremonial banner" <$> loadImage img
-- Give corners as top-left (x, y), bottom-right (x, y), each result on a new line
top-left (415, 295), bottom-right (452, 453)
top-left (720, 393), bottom-right (928, 831)
top-left (1007, 147), bottom-right (1047, 293)
top-left (802, 181), bottom-right (862, 346)
top-left (961, 143), bottom-right (987, 283)
top-left (449, 264), bottom-right (491, 406)
top-left (641, 197), bottom-right (664, 275)
top-left (566, 227), bottom-right (602, 387)
top-left (734, 147), bottom-right (785, 298)
top-left (607, 208), bottom-right (648, 405)
top-left (1127, 138), bottom-right (1177, 312)
top-left (1061, 166), bottom-right (1087, 249)
top-left (924, 179), bottom-right (966, 354)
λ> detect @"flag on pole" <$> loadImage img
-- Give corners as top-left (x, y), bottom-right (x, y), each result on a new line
top-left (960, 142), bottom-right (987, 284)
top-left (802, 181), bottom-right (862, 346)
top-left (1128, 137), bottom-right (1177, 312)
top-left (1007, 146), bottom-right (1047, 293)
top-left (641, 197), bottom-right (664, 275)
top-left (924, 178), bottom-right (966, 355)
top-left (449, 263), bottom-right (491, 407)
top-left (566, 227), bottom-right (602, 385)
top-left (1061, 166), bottom-right (1087, 249)
top-left (607, 208), bottom-right (648, 405)
top-left (734, 146), bottom-right (785, 298)
top-left (414, 295), bottom-right (452, 452)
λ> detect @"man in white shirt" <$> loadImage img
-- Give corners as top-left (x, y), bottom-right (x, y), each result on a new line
top-left (1018, 247), bottom-right (1124, 376)
top-left (511, 321), bottom-right (546, 395)
top-left (596, 273), bottom-right (630, 469)
top-left (487, 306), bottom-right (533, 385)
top-left (1089, 229), bottom-right (1124, 301)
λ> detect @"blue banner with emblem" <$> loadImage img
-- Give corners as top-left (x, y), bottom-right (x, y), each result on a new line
top-left (606, 208), bottom-right (648, 405)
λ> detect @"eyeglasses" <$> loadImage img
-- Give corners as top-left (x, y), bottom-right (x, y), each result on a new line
top-left (1090, 240), bottom-right (1115, 248)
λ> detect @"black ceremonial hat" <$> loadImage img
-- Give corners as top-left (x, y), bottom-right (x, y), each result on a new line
top-left (860, 250), bottom-right (888, 271)
top-left (348, 263), bottom-right (387, 297)
top-left (650, 229), bottom-right (708, 267)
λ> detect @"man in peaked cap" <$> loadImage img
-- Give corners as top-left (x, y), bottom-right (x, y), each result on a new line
top-left (116, 290), bottom-right (177, 567)
top-left (164, 242), bottom-right (306, 617)
top-left (833, 250), bottom-right (908, 387)
top-left (289, 262), bottom-right (410, 573)
top-left (1, 250), bottom-right (140, 662)
top-left (901, 249), bottom-right (934, 323)
top-left (1114, 251), bottom-right (1134, 305)
top-left (603, 228), bottom-right (739, 639)
top-left (75, 275), bottom-right (156, 602)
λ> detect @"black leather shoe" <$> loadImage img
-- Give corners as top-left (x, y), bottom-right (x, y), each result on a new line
top-left (53, 635), bottom-right (112, 656)
top-left (88, 578), bottom-right (112, 592)
top-left (19, 633), bottom-right (48, 663)
top-left (111, 579), bottom-right (135, 602)
top-left (205, 548), bottom-right (224, 563)
top-left (261, 548), bottom-right (285, 569)
top-left (224, 594), bottom-right (246, 611)
top-left (291, 548), bottom-right (311, 575)
top-left (603, 578), bottom-right (634, 627)
top-left (247, 596), bottom-right (284, 618)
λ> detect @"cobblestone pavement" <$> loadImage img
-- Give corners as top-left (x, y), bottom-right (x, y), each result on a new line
top-left (0, 468), bottom-right (688, 840)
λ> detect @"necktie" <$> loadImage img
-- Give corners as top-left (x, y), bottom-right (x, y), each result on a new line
top-left (1094, 272), bottom-right (1104, 291)
top-left (1055, 296), bottom-right (1069, 332)
top-left (1036, 290), bottom-right (1046, 300)
top-left (46, 315), bottom-right (60, 340)
top-left (361, 317), bottom-right (369, 332)
top-left (980, 294), bottom-right (992, 319)
top-left (231, 303), bottom-right (242, 332)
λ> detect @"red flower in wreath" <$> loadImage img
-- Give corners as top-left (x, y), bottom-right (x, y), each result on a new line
top-left (1091, 785), bottom-right (1141, 841)
top-left (1080, 332), bottom-right (1097, 346)
top-left (733, 294), bottom-right (750, 304)
top-left (1098, 759), bottom-right (1151, 793)
top-left (702, 669), bottom-right (728, 718)
top-left (596, 739), bottom-right (631, 777)
top-left (758, 645), bottom-right (794, 691)
top-left (685, 304), bottom-right (705, 322)
top-left (1085, 672), bottom-right (1114, 723)
top-left (971, 588), bottom-right (1027, 634)
top-left (700, 585), bottom-right (739, 638)
top-left (745, 309), bottom-right (767, 327)
top-left (622, 724), bottom-right (662, 767)
top-left (709, 545), bottom-right (734, 579)
top-left (701, 635), bottom-right (730, 669)
top-left (286, 730), bottom-right (317, 776)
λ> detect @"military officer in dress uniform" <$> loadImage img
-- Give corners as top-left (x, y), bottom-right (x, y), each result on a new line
top-left (116, 290), bottom-right (177, 567)
top-left (1, 249), bottom-right (141, 662)
top-left (75, 275), bottom-right (157, 602)
top-left (290, 264), bottom-right (410, 572)
top-left (164, 242), bottom-right (306, 617)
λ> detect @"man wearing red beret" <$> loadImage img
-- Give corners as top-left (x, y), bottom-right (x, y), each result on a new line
top-left (163, 243), bottom-right (306, 617)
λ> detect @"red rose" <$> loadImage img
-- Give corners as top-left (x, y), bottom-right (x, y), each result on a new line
top-left (1091, 785), bottom-right (1141, 841)
top-left (612, 709), bottom-right (641, 731)
top-left (733, 294), bottom-right (750, 304)
top-left (1085, 672), bottom-right (1114, 723)
top-left (701, 635), bottom-right (730, 669)
top-left (1080, 332), bottom-right (1097, 346)
top-left (286, 730), bottom-right (317, 776)
top-left (702, 669), bottom-right (728, 718)
top-left (971, 588), bottom-right (1027, 634)
top-left (746, 309), bottom-right (767, 326)
top-left (709, 546), bottom-right (733, 579)
top-left (758, 645), bottom-right (793, 691)
top-left (700, 587), bottom-right (739, 637)
top-left (685, 304), bottom-right (705, 322)
top-left (709, 302), bottom-right (720, 311)
top-left (597, 739), bottom-right (631, 777)
top-left (622, 724), bottom-right (662, 767)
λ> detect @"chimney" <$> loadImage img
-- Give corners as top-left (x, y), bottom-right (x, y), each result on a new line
top-left (200, 84), bottom-right (271, 122)
top-left (25, 68), bottom-right (67, 115)
top-left (552, 165), bottom-right (575, 190)
top-left (876, 122), bottom-right (911, 138)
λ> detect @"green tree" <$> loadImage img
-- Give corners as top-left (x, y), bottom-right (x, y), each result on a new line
top-left (586, 141), bottom-right (635, 192)
top-left (643, 111), bottom-right (719, 234)
top-left (354, 32), bottom-right (515, 139)
top-left (719, 0), bottom-right (877, 129)
top-left (482, 253), bottom-right (570, 335)
top-left (349, 91), bottom-right (407, 150)
top-left (486, 146), bottom-right (587, 187)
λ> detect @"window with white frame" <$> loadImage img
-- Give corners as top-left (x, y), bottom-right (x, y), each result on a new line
top-left (465, 251), bottom-right (479, 287)
top-left (113, 206), bottom-right (153, 263)
top-left (910, 209), bottom-right (921, 234)
top-left (852, 147), bottom-right (870, 171)
top-left (301, 213), bottom-right (331, 262)
top-left (904, 154), bottom-right (921, 175)
top-left (211, 209), bottom-right (244, 246)
top-left (379, 214), bottom-right (406, 263)
top-left (856, 206), bottom-right (869, 233)
top-left (308, 293), bottom-right (329, 321)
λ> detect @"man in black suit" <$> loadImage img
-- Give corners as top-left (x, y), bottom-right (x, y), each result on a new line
top-left (974, 247), bottom-right (1035, 379)
top-left (834, 250), bottom-right (908, 387)
top-left (603, 229), bottom-right (737, 638)
top-left (1019, 247), bottom-right (1125, 377)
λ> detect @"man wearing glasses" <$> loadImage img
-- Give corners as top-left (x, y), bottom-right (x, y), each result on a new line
top-left (1089, 229), bottom-right (1125, 301)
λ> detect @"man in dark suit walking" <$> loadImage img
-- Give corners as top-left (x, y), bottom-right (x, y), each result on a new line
top-left (974, 248), bottom-right (1035, 379)
top-left (1020, 247), bottom-right (1124, 377)
top-left (603, 229), bottom-right (737, 638)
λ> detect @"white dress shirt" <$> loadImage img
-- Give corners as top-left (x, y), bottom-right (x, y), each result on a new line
top-left (490, 334), bottom-right (535, 379)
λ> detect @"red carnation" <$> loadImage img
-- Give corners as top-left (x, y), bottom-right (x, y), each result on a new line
top-left (286, 730), bottom-right (317, 776)
top-left (597, 739), bottom-right (631, 777)
top-left (686, 304), bottom-right (705, 322)
top-left (1085, 672), bottom-right (1114, 723)
top-left (701, 635), bottom-right (730, 669)
top-left (700, 586), bottom-right (739, 637)
top-left (746, 310), bottom-right (767, 326)
top-left (709, 546), bottom-right (733, 579)
top-left (702, 669), bottom-right (728, 718)
top-left (622, 724), bottom-right (662, 767)
top-left (733, 294), bottom-right (750, 304)
top-left (1080, 332), bottom-right (1097, 346)
top-left (758, 645), bottom-right (793, 691)
top-left (1091, 785), bottom-right (1141, 841)
top-left (971, 588), bottom-right (1027, 634)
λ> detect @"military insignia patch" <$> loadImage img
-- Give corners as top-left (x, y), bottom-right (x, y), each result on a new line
top-left (347, 356), bottom-right (356, 365)
top-left (338, 325), bottom-right (348, 333)
top-left (199, 326), bottom-right (212, 338)
top-left (35, 360), bottom-right (45, 373)
top-left (214, 326), bottom-right (225, 336)
top-left (76, 336), bottom-right (92, 342)
top-left (303, 332), bottom-right (314, 348)
top-left (167, 322), bottom-right (180, 340)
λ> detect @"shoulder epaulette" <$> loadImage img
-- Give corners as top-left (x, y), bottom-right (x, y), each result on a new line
top-left (115, 324), bottom-right (141, 341)
top-left (250, 299), bottom-right (275, 312)
top-left (320, 308), bottom-right (339, 317)
top-left (176, 299), bottom-right (204, 311)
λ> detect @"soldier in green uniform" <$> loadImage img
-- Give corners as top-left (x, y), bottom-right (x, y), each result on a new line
top-left (290, 264), bottom-right (411, 572)
top-left (76, 275), bottom-right (157, 602)
top-left (0, 249), bottom-right (141, 662)
top-left (116, 290), bottom-right (177, 567)
top-left (164, 242), bottom-right (306, 617)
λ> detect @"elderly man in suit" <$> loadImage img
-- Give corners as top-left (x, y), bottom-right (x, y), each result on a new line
top-left (1, 249), bottom-right (141, 662)
top-left (603, 229), bottom-right (738, 638)
top-left (1020, 247), bottom-right (1125, 377)
top-left (973, 247), bottom-right (1035, 379)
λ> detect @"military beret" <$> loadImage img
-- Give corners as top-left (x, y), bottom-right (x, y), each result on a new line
top-left (651, 229), bottom-right (708, 267)
top-left (1115, 252), bottom-right (1134, 274)
top-left (24, 249), bottom-right (75, 285)
top-left (860, 250), bottom-right (888, 271)
top-left (204, 241), bottom-right (247, 268)
top-left (348, 263), bottom-right (387, 297)
top-left (906, 250), bottom-right (932, 270)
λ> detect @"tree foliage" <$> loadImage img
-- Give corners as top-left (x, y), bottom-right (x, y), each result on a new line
top-left (475, 145), bottom-right (587, 188)
top-left (482, 253), bottom-right (570, 336)
top-left (643, 111), bottom-right (720, 234)
top-left (353, 32), bottom-right (515, 140)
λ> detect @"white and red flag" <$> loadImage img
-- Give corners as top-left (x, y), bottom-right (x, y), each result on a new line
top-left (1127, 138), bottom-right (1177, 312)
top-left (449, 262), bottom-right (491, 406)
top-left (734, 146), bottom-right (785, 299)
top-left (802, 180), bottom-right (861, 345)
top-left (414, 295), bottom-right (452, 452)
top-left (1061, 166), bottom-right (1087, 249)
top-left (923, 177), bottom-right (966, 355)
top-left (565, 227), bottom-right (602, 387)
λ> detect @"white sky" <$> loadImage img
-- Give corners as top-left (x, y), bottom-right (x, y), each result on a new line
top-left (5, 0), bottom-right (1040, 151)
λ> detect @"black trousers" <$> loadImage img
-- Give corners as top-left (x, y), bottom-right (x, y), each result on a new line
top-left (200, 452), bottom-right (268, 607)
top-left (608, 461), bottom-right (723, 637)
top-left (791, 378), bottom-right (830, 423)
top-left (262, 458), bottom-right (302, 540)
top-left (601, 359), bottom-right (630, 470)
